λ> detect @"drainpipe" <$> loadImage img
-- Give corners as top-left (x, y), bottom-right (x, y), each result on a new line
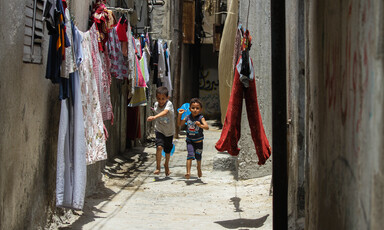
top-left (271, 0), bottom-right (287, 229)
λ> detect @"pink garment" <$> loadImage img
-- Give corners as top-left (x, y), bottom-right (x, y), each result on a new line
top-left (135, 54), bottom-right (146, 87)
top-left (90, 26), bottom-right (113, 123)
top-left (233, 29), bottom-right (242, 71)
top-left (100, 50), bottom-right (114, 123)
top-left (78, 25), bottom-right (107, 165)
top-left (107, 28), bottom-right (128, 79)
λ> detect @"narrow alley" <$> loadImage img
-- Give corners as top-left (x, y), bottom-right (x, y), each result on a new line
top-left (2, 0), bottom-right (384, 229)
top-left (54, 122), bottom-right (272, 229)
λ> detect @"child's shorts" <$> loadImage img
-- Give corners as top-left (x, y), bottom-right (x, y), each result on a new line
top-left (186, 139), bottom-right (203, 161)
top-left (155, 132), bottom-right (173, 153)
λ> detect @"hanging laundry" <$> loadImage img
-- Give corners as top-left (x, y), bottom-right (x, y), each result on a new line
top-left (127, 24), bottom-right (136, 95)
top-left (90, 0), bottom-right (117, 52)
top-left (143, 43), bottom-right (152, 77)
top-left (56, 71), bottom-right (87, 210)
top-left (42, 0), bottom-right (56, 32)
top-left (56, 23), bottom-right (86, 210)
top-left (135, 38), bottom-right (142, 58)
top-left (134, 55), bottom-right (146, 88)
top-left (78, 24), bottom-right (107, 165)
top-left (157, 39), bottom-right (166, 84)
top-left (128, 87), bottom-right (147, 107)
top-left (140, 53), bottom-right (150, 84)
top-left (150, 39), bottom-right (161, 86)
top-left (126, 101), bottom-right (141, 140)
top-left (88, 21), bottom-right (113, 123)
top-left (116, 16), bottom-right (128, 42)
top-left (44, 0), bottom-right (71, 100)
top-left (232, 26), bottom-right (243, 74)
top-left (145, 32), bottom-right (151, 53)
top-left (61, 9), bottom-right (75, 79)
top-left (162, 44), bottom-right (173, 96)
top-left (107, 27), bottom-right (128, 80)
top-left (128, 55), bottom-right (147, 107)
top-left (72, 20), bottom-right (83, 67)
top-left (142, 43), bottom-right (152, 101)
top-left (116, 16), bottom-right (128, 56)
top-left (140, 34), bottom-right (146, 55)
top-left (215, 57), bottom-right (271, 165)
top-left (99, 50), bottom-right (114, 122)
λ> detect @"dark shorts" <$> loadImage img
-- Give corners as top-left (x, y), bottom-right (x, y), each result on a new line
top-left (155, 132), bottom-right (173, 153)
top-left (186, 140), bottom-right (203, 161)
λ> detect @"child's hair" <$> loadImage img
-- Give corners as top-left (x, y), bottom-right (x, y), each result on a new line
top-left (190, 98), bottom-right (203, 108)
top-left (156, 86), bottom-right (169, 97)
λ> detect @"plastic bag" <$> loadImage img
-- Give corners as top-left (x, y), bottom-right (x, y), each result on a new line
top-left (162, 144), bottom-right (175, 157)
top-left (177, 103), bottom-right (191, 121)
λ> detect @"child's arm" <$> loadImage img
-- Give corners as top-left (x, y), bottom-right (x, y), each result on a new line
top-left (195, 117), bottom-right (209, 130)
top-left (177, 109), bottom-right (186, 127)
top-left (147, 109), bottom-right (169, 122)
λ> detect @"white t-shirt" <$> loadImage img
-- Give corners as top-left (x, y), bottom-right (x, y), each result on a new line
top-left (154, 100), bottom-right (175, 137)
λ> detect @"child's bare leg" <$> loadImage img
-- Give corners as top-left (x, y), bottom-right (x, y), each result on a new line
top-left (197, 160), bottom-right (202, 178)
top-left (185, 159), bottom-right (192, 179)
top-left (154, 146), bottom-right (162, 174)
top-left (164, 153), bottom-right (171, 176)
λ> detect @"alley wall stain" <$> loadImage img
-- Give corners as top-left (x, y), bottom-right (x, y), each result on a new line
top-left (305, 0), bottom-right (384, 229)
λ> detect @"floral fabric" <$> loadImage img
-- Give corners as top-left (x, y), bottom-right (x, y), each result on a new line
top-left (78, 24), bottom-right (107, 165)
top-left (90, 27), bottom-right (113, 122)
top-left (107, 27), bottom-right (128, 80)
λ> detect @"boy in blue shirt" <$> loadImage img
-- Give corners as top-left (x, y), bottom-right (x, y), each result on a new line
top-left (178, 98), bottom-right (209, 179)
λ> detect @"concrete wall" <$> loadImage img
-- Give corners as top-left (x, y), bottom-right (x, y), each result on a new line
top-left (201, 1), bottom-right (215, 45)
top-left (199, 44), bottom-right (220, 120)
top-left (0, 0), bottom-right (131, 229)
top-left (149, 0), bottom-right (172, 40)
top-left (0, 1), bottom-right (59, 229)
top-left (181, 44), bottom-right (200, 104)
top-left (237, 0), bottom-right (272, 179)
top-left (305, 0), bottom-right (384, 229)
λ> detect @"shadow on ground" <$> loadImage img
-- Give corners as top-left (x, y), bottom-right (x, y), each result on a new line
top-left (184, 178), bottom-right (208, 186)
top-left (214, 214), bottom-right (269, 229)
top-left (58, 146), bottom-right (154, 229)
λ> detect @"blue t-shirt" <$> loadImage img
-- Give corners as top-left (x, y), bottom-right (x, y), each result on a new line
top-left (186, 114), bottom-right (204, 142)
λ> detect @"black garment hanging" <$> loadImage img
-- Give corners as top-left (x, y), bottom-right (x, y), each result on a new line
top-left (150, 39), bottom-right (162, 86)
top-left (164, 43), bottom-right (169, 77)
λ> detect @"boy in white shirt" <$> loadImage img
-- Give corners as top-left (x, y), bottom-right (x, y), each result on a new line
top-left (147, 86), bottom-right (175, 176)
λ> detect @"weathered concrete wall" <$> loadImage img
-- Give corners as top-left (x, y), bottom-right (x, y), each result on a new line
top-left (305, 0), bottom-right (384, 229)
top-left (199, 44), bottom-right (220, 120)
top-left (149, 0), bottom-right (172, 40)
top-left (201, 1), bottom-right (215, 45)
top-left (181, 44), bottom-right (197, 104)
top-left (0, 1), bottom-right (59, 229)
top-left (237, 0), bottom-right (272, 179)
top-left (286, 0), bottom-right (306, 228)
top-left (0, 0), bottom-right (130, 229)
